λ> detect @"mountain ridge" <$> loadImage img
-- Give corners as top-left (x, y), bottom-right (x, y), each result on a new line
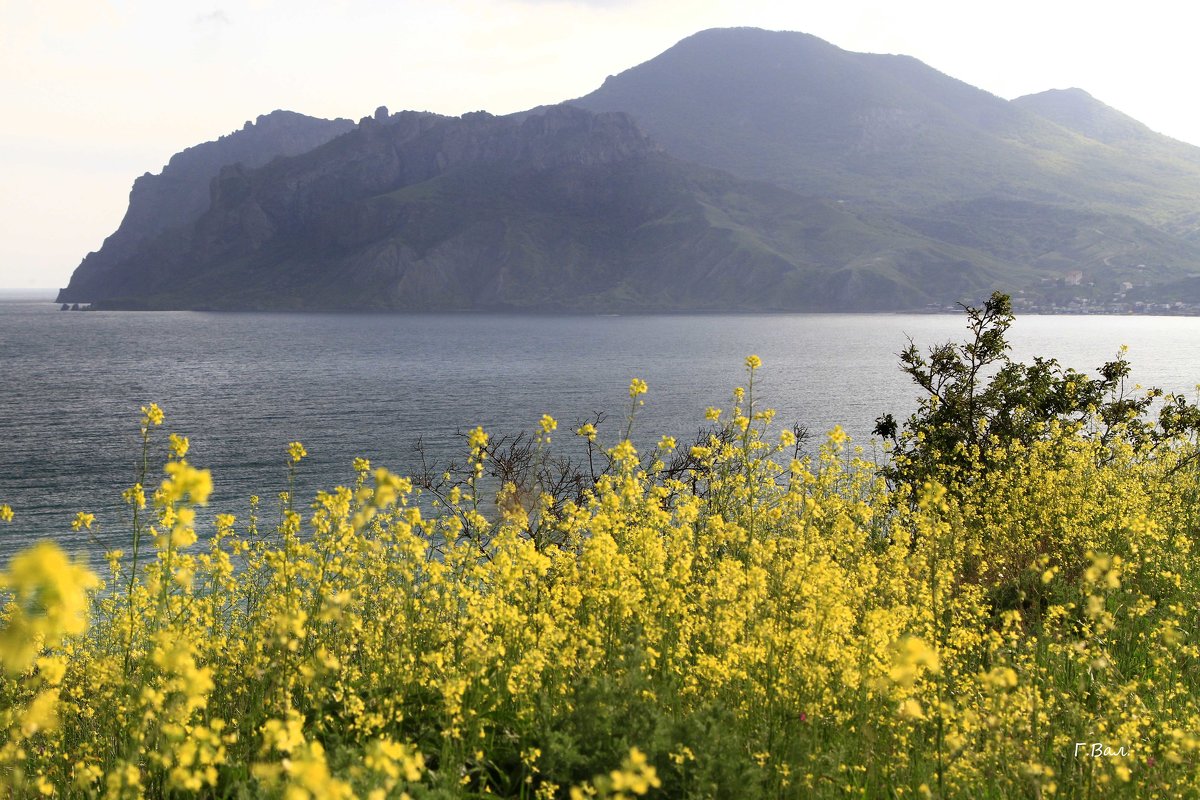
top-left (574, 28), bottom-right (1200, 224)
top-left (59, 105), bottom-right (1023, 311)
top-left (58, 26), bottom-right (1200, 312)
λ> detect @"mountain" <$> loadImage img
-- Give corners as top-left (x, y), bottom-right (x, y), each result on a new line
top-left (575, 28), bottom-right (1046, 206)
top-left (58, 105), bottom-right (1022, 311)
top-left (1013, 88), bottom-right (1167, 147)
top-left (574, 29), bottom-right (1200, 221)
top-left (58, 110), bottom-right (355, 303)
top-left (573, 28), bottom-right (1200, 288)
top-left (59, 27), bottom-right (1200, 312)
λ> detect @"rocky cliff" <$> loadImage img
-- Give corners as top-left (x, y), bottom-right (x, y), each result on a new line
top-left (58, 110), bottom-right (355, 303)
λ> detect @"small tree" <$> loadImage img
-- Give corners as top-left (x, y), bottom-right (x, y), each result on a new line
top-left (874, 291), bottom-right (1200, 494)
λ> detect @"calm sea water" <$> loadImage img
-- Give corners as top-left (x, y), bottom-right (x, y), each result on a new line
top-left (3, 291), bottom-right (1200, 562)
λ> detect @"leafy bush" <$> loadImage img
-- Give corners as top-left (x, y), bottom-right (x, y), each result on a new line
top-left (874, 291), bottom-right (1200, 493)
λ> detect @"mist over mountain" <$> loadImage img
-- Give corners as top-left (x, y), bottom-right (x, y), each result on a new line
top-left (576, 28), bottom-right (1042, 205)
top-left (60, 27), bottom-right (1200, 312)
top-left (574, 29), bottom-right (1200, 285)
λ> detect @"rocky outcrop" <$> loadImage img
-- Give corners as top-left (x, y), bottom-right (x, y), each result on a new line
top-left (58, 110), bottom-right (355, 303)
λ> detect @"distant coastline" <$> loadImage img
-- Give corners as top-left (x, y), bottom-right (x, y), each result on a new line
top-left (11, 289), bottom-right (1200, 317)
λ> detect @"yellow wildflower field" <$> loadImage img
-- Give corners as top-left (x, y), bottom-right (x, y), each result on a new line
top-left (1, 357), bottom-right (1198, 798)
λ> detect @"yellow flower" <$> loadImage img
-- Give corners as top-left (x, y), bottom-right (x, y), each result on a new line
top-left (0, 504), bottom-right (12, 523)
top-left (0, 541), bottom-right (99, 673)
top-left (21, 688), bottom-right (61, 736)
top-left (161, 461), bottom-right (214, 506)
top-left (608, 748), bottom-right (661, 795)
top-left (141, 403), bottom-right (164, 427)
top-left (169, 433), bottom-right (190, 458)
top-left (628, 378), bottom-right (648, 399)
top-left (288, 441), bottom-right (307, 463)
top-left (886, 636), bottom-right (941, 689)
top-left (365, 737), bottom-right (425, 784)
top-left (71, 511), bottom-right (95, 531)
top-left (468, 426), bottom-right (489, 451)
top-left (11, 352), bottom-right (1200, 798)
top-left (35, 654), bottom-right (68, 685)
top-left (745, 354), bottom-right (762, 370)
top-left (983, 667), bottom-right (1019, 690)
top-left (123, 483), bottom-right (146, 509)
top-left (610, 440), bottom-right (638, 464)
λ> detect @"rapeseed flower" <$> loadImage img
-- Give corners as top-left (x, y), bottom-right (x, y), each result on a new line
top-left (168, 433), bottom-right (189, 458)
top-left (141, 403), bottom-right (164, 428)
top-left (0, 542), bottom-right (98, 672)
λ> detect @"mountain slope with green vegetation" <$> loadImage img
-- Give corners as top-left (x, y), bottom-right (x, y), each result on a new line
top-left (574, 28), bottom-right (1200, 226)
top-left (573, 27), bottom-right (1200, 301)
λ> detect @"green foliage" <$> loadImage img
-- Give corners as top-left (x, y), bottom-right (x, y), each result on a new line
top-left (875, 291), bottom-right (1200, 492)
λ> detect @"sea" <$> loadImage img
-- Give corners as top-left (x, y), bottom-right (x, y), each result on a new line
top-left (4, 289), bottom-right (1200, 563)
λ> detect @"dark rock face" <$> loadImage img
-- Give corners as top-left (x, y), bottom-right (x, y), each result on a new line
top-left (176, 105), bottom-right (662, 289)
top-left (57, 106), bottom-right (659, 308)
top-left (58, 110), bottom-right (355, 303)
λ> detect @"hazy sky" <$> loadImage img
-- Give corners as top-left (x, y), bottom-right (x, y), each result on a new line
top-left (4, 0), bottom-right (1199, 288)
